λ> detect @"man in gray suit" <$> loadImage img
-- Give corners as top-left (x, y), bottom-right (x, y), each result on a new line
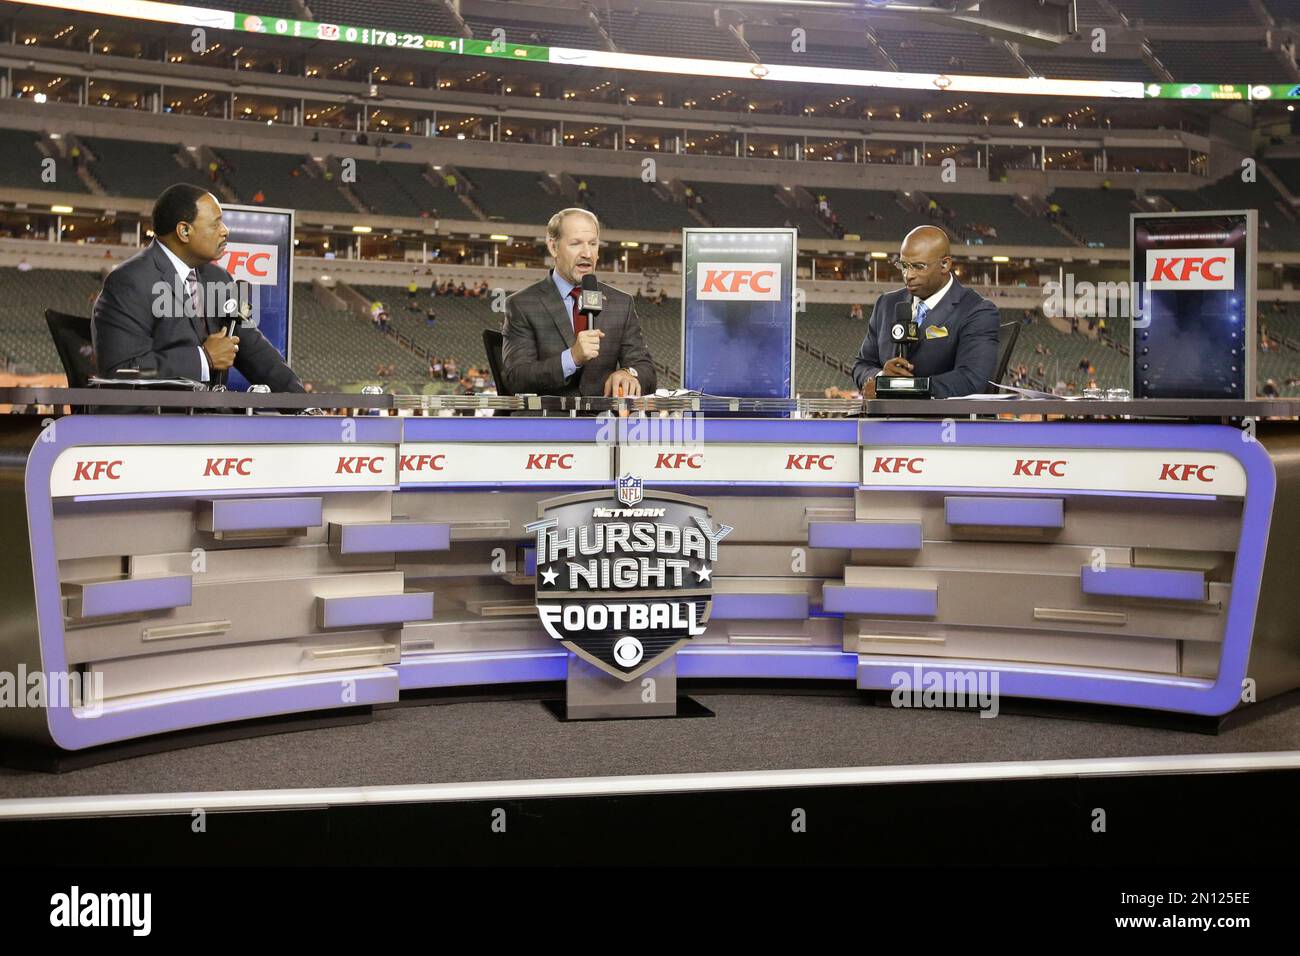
top-left (852, 225), bottom-right (1000, 399)
top-left (92, 183), bottom-right (303, 392)
top-left (502, 208), bottom-right (656, 397)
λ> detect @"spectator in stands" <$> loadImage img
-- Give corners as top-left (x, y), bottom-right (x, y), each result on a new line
top-left (577, 178), bottom-right (590, 203)
top-left (69, 145), bottom-right (81, 171)
top-left (848, 303), bottom-right (864, 321)
top-left (852, 225), bottom-right (1000, 399)
top-left (430, 357), bottom-right (442, 378)
top-left (817, 194), bottom-right (830, 217)
top-left (207, 161), bottom-right (219, 184)
top-left (501, 207), bottom-right (657, 398)
top-left (252, 188), bottom-right (266, 204)
top-left (91, 183), bottom-right (303, 394)
top-left (16, 256), bottom-right (32, 273)
top-left (927, 198), bottom-right (940, 220)
top-left (456, 282), bottom-right (468, 296)
top-left (425, 309), bottom-right (436, 328)
top-left (1263, 378), bottom-right (1281, 398)
top-left (407, 278), bottom-right (419, 307)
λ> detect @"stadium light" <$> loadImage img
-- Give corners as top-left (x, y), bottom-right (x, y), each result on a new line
top-left (351, 226), bottom-right (372, 234)
top-left (489, 234), bottom-right (511, 242)
top-left (869, 251), bottom-right (889, 259)
top-left (50, 205), bottom-right (74, 214)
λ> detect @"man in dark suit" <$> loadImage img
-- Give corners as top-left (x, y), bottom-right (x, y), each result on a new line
top-left (502, 208), bottom-right (656, 397)
top-left (92, 183), bottom-right (303, 392)
top-left (852, 225), bottom-right (999, 399)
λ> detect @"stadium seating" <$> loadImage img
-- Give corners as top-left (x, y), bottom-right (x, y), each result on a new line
top-left (875, 29), bottom-right (1023, 77)
top-left (1023, 55), bottom-right (1154, 82)
top-left (749, 40), bottom-right (892, 71)
top-left (1112, 0), bottom-right (1261, 26)
top-left (459, 167), bottom-right (561, 224)
top-left (82, 137), bottom-right (209, 199)
top-left (579, 175), bottom-right (695, 233)
top-left (463, 15), bottom-right (601, 49)
top-left (813, 188), bottom-right (919, 243)
top-left (310, 0), bottom-right (463, 38)
top-left (598, 8), bottom-right (745, 61)
top-left (0, 267), bottom-right (101, 374)
top-left (1264, 156), bottom-right (1300, 196)
top-left (689, 182), bottom-right (828, 235)
top-left (1149, 40), bottom-right (1288, 83)
top-left (292, 284), bottom-right (428, 387)
top-left (344, 158), bottom-right (457, 219)
top-left (1047, 187), bottom-right (1138, 248)
top-left (1073, 0), bottom-right (1121, 28)
top-left (213, 148), bottom-right (355, 213)
top-left (0, 128), bottom-right (89, 194)
top-left (1264, 0), bottom-right (1300, 24)
top-left (930, 193), bottom-right (1073, 247)
top-left (1195, 172), bottom-right (1300, 251)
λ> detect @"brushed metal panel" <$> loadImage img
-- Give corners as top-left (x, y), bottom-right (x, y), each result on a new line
top-left (855, 489), bottom-right (1242, 551)
top-left (853, 541), bottom-right (1131, 574)
top-left (64, 570), bottom-right (406, 665)
top-left (1182, 639), bottom-right (1222, 679)
top-left (841, 565), bottom-right (1228, 642)
top-left (696, 496), bottom-right (857, 544)
top-left (129, 543), bottom-right (392, 582)
top-left (89, 630), bottom-right (400, 699)
top-left (852, 622), bottom-right (1179, 673)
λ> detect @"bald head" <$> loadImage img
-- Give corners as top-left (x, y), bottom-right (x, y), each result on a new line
top-left (898, 225), bottom-right (953, 300)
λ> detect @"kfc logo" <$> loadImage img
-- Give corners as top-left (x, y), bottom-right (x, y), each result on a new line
top-left (695, 262), bottom-right (782, 301)
top-left (203, 457), bottom-right (253, 477)
top-left (525, 453), bottom-right (574, 470)
top-left (336, 456), bottom-right (384, 474)
top-left (1145, 247), bottom-right (1235, 290)
top-left (872, 456), bottom-right (924, 474)
top-left (217, 243), bottom-right (279, 286)
top-left (1013, 459), bottom-right (1067, 478)
top-left (1159, 463), bottom-right (1216, 483)
top-left (654, 452), bottom-right (704, 470)
top-left (73, 460), bottom-right (123, 481)
top-left (785, 454), bottom-right (836, 471)
top-left (400, 453), bottom-right (446, 472)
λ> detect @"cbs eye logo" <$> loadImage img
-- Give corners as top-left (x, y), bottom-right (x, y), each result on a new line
top-left (613, 637), bottom-right (644, 667)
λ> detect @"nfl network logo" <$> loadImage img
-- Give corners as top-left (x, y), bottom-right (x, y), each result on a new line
top-left (616, 474), bottom-right (643, 507)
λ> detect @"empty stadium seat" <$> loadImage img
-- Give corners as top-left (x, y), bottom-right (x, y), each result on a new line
top-left (875, 28), bottom-right (1023, 77)
top-left (1150, 39), bottom-right (1286, 83)
top-left (460, 167), bottom-right (561, 224)
top-left (345, 158), bottom-right (458, 218)
top-left (579, 175), bottom-right (695, 233)
top-left (689, 182), bottom-right (828, 235)
top-left (0, 128), bottom-right (89, 194)
top-left (598, 8), bottom-right (745, 61)
top-left (213, 148), bottom-right (355, 213)
top-left (82, 137), bottom-right (209, 199)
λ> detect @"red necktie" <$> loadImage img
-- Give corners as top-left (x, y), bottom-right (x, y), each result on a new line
top-left (569, 287), bottom-right (587, 335)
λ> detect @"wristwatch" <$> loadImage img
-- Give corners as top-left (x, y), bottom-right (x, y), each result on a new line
top-left (623, 367), bottom-right (639, 378)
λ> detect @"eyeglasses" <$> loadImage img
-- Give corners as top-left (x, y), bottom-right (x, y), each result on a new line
top-left (892, 258), bottom-right (946, 274)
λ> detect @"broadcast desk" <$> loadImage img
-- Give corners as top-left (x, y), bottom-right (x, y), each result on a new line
top-left (1, 392), bottom-right (1297, 754)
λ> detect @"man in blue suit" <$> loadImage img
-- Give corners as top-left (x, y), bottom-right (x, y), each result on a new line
top-left (852, 225), bottom-right (1000, 398)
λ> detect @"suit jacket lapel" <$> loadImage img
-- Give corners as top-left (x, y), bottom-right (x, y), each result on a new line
top-left (152, 243), bottom-right (206, 342)
top-left (539, 274), bottom-right (575, 350)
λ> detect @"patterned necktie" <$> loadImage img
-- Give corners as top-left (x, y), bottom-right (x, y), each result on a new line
top-left (914, 300), bottom-right (930, 330)
top-left (569, 286), bottom-right (587, 335)
top-left (185, 269), bottom-right (202, 323)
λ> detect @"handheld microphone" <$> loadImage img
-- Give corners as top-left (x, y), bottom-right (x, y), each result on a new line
top-left (217, 281), bottom-right (253, 386)
top-left (890, 299), bottom-right (919, 360)
top-left (578, 273), bottom-right (603, 329)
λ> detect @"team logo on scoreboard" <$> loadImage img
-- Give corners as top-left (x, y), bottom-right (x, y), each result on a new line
top-left (524, 482), bottom-right (732, 680)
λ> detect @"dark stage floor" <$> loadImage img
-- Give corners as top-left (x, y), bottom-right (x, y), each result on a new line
top-left (2, 685), bottom-right (1299, 799)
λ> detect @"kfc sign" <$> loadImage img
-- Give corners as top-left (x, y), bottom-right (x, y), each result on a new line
top-left (695, 262), bottom-right (782, 301)
top-left (1145, 247), bottom-right (1235, 291)
top-left (216, 242), bottom-right (279, 286)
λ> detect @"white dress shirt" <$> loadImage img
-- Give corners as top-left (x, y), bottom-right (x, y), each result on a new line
top-left (155, 240), bottom-right (211, 381)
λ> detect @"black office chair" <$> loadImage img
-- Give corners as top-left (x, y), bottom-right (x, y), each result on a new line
top-left (482, 328), bottom-right (514, 398)
top-left (44, 309), bottom-right (97, 389)
top-left (993, 320), bottom-right (1022, 390)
